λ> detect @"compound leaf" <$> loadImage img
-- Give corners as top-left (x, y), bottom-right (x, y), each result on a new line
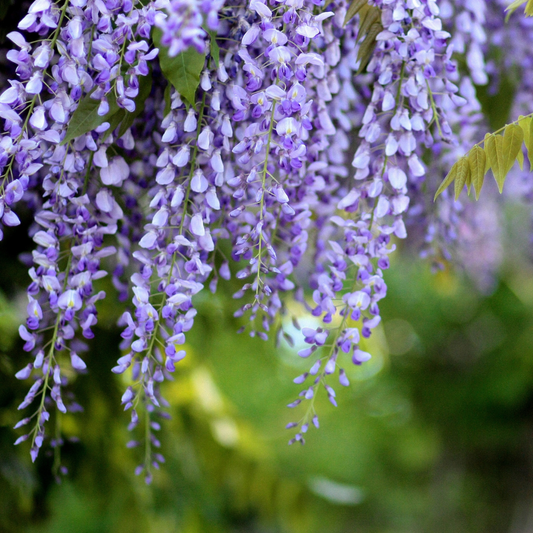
top-left (435, 159), bottom-right (459, 200)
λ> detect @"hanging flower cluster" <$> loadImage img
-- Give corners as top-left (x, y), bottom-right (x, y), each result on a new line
top-left (3, 0), bottom-right (525, 483)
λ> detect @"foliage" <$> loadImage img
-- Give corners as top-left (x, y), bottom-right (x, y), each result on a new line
top-left (435, 114), bottom-right (533, 200)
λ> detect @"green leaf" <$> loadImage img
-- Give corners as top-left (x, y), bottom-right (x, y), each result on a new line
top-left (517, 147), bottom-right (524, 170)
top-left (358, 7), bottom-right (380, 39)
top-left (468, 146), bottom-right (486, 200)
top-left (62, 92), bottom-right (120, 145)
top-left (103, 109), bottom-right (125, 140)
top-left (154, 28), bottom-right (206, 107)
top-left (525, 0), bottom-right (533, 15)
top-left (505, 0), bottom-right (526, 20)
top-left (502, 123), bottom-right (524, 175)
top-left (520, 115), bottom-right (533, 167)
top-left (117, 71), bottom-right (153, 137)
top-left (528, 117), bottom-right (533, 168)
top-left (434, 160), bottom-right (458, 200)
top-left (518, 115), bottom-right (531, 145)
top-left (483, 133), bottom-right (492, 173)
top-left (454, 156), bottom-right (470, 201)
top-left (207, 30), bottom-right (220, 67)
top-left (344, 0), bottom-right (368, 25)
top-left (356, 21), bottom-right (382, 74)
top-left (486, 134), bottom-right (505, 193)
top-left (164, 84), bottom-right (172, 118)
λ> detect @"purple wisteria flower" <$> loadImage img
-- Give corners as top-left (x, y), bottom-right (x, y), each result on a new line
top-left (2, 0), bottom-right (506, 483)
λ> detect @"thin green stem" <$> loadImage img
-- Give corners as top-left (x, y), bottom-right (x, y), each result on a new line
top-left (426, 79), bottom-right (443, 138)
top-left (30, 251), bottom-right (72, 452)
top-left (470, 112), bottom-right (533, 149)
top-left (254, 100), bottom-right (278, 300)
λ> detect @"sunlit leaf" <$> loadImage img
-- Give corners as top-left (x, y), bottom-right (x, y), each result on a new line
top-left (468, 146), bottom-right (486, 200)
top-left (517, 146), bottom-right (524, 170)
top-left (502, 123), bottom-right (524, 175)
top-left (521, 115), bottom-right (533, 167)
top-left (434, 160), bottom-right (458, 200)
top-left (518, 115), bottom-right (531, 145)
top-left (486, 133), bottom-right (505, 193)
top-left (505, 0), bottom-right (527, 20)
top-left (454, 156), bottom-right (470, 200)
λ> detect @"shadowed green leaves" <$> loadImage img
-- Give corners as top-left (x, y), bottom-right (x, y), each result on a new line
top-left (207, 29), bottom-right (220, 67)
top-left (154, 28), bottom-right (206, 107)
top-left (116, 71), bottom-right (153, 137)
top-left (62, 73), bottom-right (153, 145)
top-left (434, 114), bottom-right (533, 201)
top-left (344, 0), bottom-right (368, 23)
top-left (62, 93), bottom-right (120, 145)
top-left (344, 0), bottom-right (383, 73)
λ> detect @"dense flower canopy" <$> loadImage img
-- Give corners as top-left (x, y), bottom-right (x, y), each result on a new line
top-left (3, 0), bottom-right (532, 483)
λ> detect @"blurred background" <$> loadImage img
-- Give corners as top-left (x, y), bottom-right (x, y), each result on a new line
top-left (3, 1), bottom-right (533, 532)
top-left (4, 228), bottom-right (533, 533)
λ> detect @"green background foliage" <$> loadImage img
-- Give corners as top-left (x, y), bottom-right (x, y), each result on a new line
top-left (3, 235), bottom-right (533, 532)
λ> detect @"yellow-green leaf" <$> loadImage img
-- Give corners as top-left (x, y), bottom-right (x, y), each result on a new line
top-left (523, 116), bottom-right (533, 167)
top-left (454, 156), bottom-right (470, 201)
top-left (344, 0), bottom-right (368, 25)
top-left (465, 164), bottom-right (472, 194)
top-left (484, 133), bottom-right (492, 173)
top-left (434, 160), bottom-right (458, 200)
top-left (517, 148), bottom-right (524, 170)
top-left (486, 134), bottom-right (505, 193)
top-left (526, 0), bottom-right (533, 15)
top-left (505, 0), bottom-right (526, 20)
top-left (468, 145), bottom-right (486, 200)
top-left (518, 115), bottom-right (531, 146)
top-left (502, 123), bottom-right (524, 174)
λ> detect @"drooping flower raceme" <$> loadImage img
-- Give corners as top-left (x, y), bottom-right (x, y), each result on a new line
top-left (2, 0), bottom-right (510, 483)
